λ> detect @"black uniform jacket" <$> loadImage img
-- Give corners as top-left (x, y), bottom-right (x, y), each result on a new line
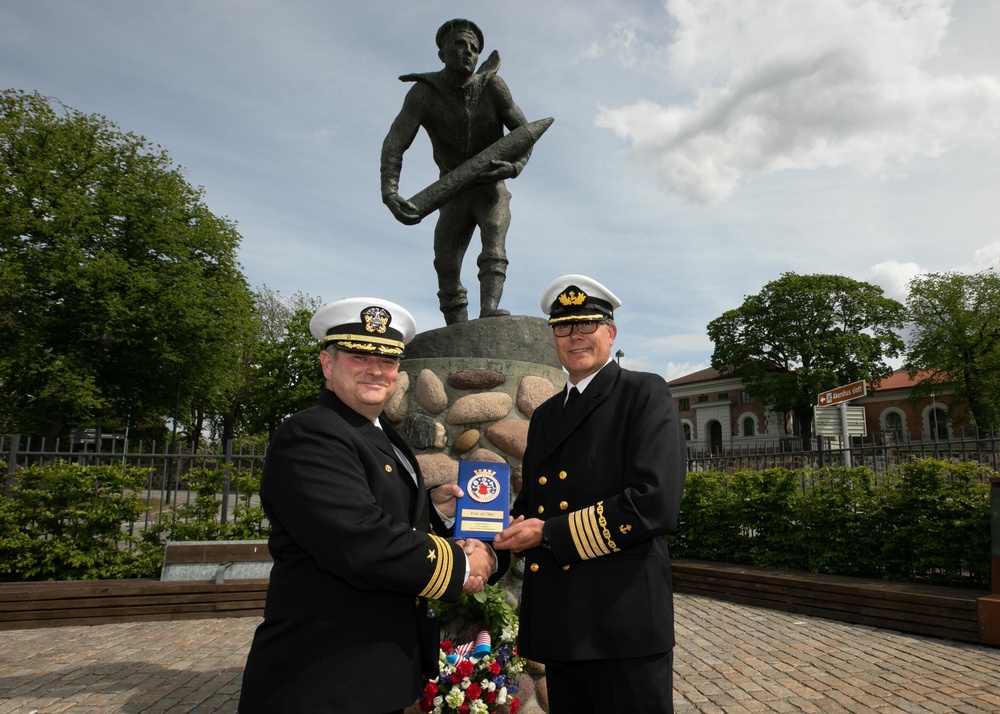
top-left (511, 361), bottom-right (687, 662)
top-left (239, 388), bottom-right (466, 714)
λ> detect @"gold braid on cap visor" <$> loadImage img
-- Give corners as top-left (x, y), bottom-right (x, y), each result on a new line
top-left (323, 333), bottom-right (404, 355)
top-left (548, 312), bottom-right (609, 324)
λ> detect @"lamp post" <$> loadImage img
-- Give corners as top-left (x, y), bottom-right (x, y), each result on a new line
top-left (930, 393), bottom-right (939, 440)
top-left (615, 349), bottom-right (624, 364)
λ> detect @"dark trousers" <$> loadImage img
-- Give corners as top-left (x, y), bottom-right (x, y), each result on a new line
top-left (545, 650), bottom-right (674, 714)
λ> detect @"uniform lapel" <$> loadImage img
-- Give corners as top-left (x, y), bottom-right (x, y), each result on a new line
top-left (317, 390), bottom-right (423, 523)
top-left (534, 363), bottom-right (619, 463)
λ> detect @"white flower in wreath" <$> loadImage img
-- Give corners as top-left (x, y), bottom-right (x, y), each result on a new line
top-left (445, 688), bottom-right (466, 708)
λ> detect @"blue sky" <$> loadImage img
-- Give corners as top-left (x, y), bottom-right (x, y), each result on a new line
top-left (4, 0), bottom-right (999, 379)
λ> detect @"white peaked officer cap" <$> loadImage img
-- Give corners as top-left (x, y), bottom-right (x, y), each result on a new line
top-left (309, 297), bottom-right (416, 358)
top-left (540, 275), bottom-right (622, 325)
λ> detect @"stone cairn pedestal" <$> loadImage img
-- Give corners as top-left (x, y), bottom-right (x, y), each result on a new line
top-left (394, 315), bottom-right (560, 714)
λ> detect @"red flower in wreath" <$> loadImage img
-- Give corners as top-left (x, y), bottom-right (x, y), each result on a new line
top-left (465, 682), bottom-right (483, 700)
top-left (441, 640), bottom-right (453, 654)
top-left (488, 660), bottom-right (502, 676)
top-left (510, 697), bottom-right (521, 713)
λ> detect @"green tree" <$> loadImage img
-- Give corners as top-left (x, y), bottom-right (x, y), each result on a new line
top-left (0, 89), bottom-right (254, 440)
top-left (904, 270), bottom-right (1000, 434)
top-left (707, 273), bottom-right (905, 449)
top-left (238, 289), bottom-right (325, 439)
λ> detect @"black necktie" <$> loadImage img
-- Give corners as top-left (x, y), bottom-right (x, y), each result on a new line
top-left (564, 387), bottom-right (581, 416)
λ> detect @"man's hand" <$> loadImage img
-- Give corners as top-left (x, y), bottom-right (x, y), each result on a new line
top-left (492, 516), bottom-right (544, 552)
top-left (383, 192), bottom-right (422, 225)
top-left (459, 538), bottom-right (496, 594)
top-left (430, 481), bottom-right (464, 519)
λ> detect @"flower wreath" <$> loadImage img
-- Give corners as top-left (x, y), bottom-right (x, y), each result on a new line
top-left (422, 584), bottom-right (525, 714)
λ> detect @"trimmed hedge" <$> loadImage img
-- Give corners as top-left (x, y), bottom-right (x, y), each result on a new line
top-left (0, 459), bottom-right (991, 586)
top-left (669, 459), bottom-right (992, 586)
top-left (0, 462), bottom-right (162, 580)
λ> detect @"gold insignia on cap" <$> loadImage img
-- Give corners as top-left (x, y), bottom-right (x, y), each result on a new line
top-left (557, 288), bottom-right (588, 307)
top-left (361, 306), bottom-right (391, 335)
top-left (619, 524), bottom-right (632, 534)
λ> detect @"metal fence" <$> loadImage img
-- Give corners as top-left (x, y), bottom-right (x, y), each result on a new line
top-left (687, 427), bottom-right (1000, 478)
top-left (1, 433), bottom-right (267, 533)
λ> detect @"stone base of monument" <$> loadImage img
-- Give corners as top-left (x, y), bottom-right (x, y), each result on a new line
top-left (384, 315), bottom-right (566, 491)
top-left (393, 314), bottom-right (558, 714)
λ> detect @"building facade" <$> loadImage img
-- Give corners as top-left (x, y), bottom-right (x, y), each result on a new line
top-left (668, 367), bottom-right (958, 453)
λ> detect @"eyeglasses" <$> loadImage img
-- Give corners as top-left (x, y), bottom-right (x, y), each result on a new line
top-left (552, 321), bottom-right (603, 338)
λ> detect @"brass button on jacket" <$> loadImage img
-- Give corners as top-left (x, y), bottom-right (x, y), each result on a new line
top-left (537, 505), bottom-right (544, 515)
top-left (559, 501), bottom-right (569, 510)
top-left (539, 476), bottom-right (547, 485)
top-left (530, 563), bottom-right (539, 572)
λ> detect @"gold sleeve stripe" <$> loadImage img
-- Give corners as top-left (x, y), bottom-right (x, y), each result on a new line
top-left (569, 506), bottom-right (610, 561)
top-left (419, 534), bottom-right (454, 600)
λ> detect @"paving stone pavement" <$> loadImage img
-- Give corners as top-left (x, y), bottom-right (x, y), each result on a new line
top-left (1, 593), bottom-right (998, 713)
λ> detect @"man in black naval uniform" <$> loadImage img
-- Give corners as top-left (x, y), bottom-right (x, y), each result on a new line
top-left (239, 297), bottom-right (495, 714)
top-left (493, 275), bottom-right (687, 713)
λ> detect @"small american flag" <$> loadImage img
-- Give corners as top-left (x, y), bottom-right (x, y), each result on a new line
top-left (454, 630), bottom-right (491, 661)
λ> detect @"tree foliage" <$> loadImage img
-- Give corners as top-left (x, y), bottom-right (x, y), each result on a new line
top-left (707, 273), bottom-right (905, 448)
top-left (0, 89), bottom-right (254, 440)
top-left (236, 288), bottom-right (325, 439)
top-left (905, 270), bottom-right (1000, 433)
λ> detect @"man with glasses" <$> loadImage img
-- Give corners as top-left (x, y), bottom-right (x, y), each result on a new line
top-left (493, 275), bottom-right (687, 713)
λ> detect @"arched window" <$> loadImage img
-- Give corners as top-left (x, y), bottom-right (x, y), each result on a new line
top-left (683, 422), bottom-right (692, 441)
top-left (885, 412), bottom-right (903, 434)
top-left (742, 416), bottom-right (755, 437)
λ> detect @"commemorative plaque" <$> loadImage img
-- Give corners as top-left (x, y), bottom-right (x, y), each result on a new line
top-left (453, 461), bottom-right (510, 541)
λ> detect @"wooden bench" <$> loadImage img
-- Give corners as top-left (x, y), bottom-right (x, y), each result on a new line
top-left (160, 539), bottom-right (272, 583)
top-left (0, 540), bottom-right (273, 631)
top-left (0, 578), bottom-right (269, 631)
top-left (671, 559), bottom-right (987, 644)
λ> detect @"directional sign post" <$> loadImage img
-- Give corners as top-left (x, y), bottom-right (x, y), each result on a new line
top-left (817, 380), bottom-right (868, 467)
top-left (817, 379), bottom-right (867, 407)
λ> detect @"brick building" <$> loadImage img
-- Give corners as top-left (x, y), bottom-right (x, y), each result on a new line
top-left (668, 367), bottom-right (958, 453)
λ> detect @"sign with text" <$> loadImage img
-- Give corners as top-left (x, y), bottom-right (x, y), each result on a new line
top-left (454, 461), bottom-right (510, 541)
top-left (813, 405), bottom-right (867, 437)
top-left (817, 380), bottom-right (867, 407)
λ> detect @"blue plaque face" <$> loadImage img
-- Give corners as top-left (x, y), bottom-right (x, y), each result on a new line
top-left (453, 461), bottom-right (511, 541)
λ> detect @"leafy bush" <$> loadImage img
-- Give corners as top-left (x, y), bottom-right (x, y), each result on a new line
top-left (0, 462), bottom-right (162, 580)
top-left (877, 460), bottom-right (991, 584)
top-left (670, 459), bottom-right (991, 587)
top-left (150, 467), bottom-right (268, 542)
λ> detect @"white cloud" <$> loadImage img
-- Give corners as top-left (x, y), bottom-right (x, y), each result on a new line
top-left (665, 361), bottom-right (710, 382)
top-left (866, 260), bottom-right (923, 303)
top-left (969, 241), bottom-right (1000, 272)
top-left (595, 0), bottom-right (1000, 203)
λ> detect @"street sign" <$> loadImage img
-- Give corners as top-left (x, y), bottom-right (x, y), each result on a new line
top-left (817, 380), bottom-right (867, 407)
top-left (813, 406), bottom-right (867, 437)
